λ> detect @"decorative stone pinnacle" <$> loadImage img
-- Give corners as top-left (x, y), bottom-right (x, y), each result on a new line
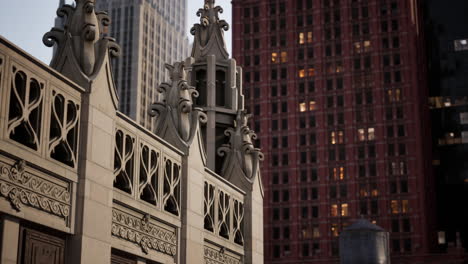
top-left (205, 0), bottom-right (215, 7)
top-left (190, 0), bottom-right (229, 60)
top-left (43, 0), bottom-right (120, 82)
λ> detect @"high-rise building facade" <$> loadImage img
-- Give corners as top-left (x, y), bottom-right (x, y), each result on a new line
top-left (425, 0), bottom-right (468, 254)
top-left (96, 0), bottom-right (190, 130)
top-left (232, 0), bottom-right (449, 263)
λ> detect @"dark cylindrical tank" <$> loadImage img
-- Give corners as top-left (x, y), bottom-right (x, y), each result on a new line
top-left (339, 219), bottom-right (390, 264)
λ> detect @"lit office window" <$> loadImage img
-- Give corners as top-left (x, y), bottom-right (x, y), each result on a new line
top-left (391, 200), bottom-right (399, 214)
top-left (299, 69), bottom-right (306, 78)
top-left (299, 102), bottom-right (307, 112)
top-left (271, 52), bottom-right (278, 63)
top-left (454, 39), bottom-right (468, 51)
top-left (331, 204), bottom-right (338, 217)
top-left (330, 131), bottom-right (337, 144)
top-left (358, 128), bottom-right (366, 141)
top-left (331, 224), bottom-right (339, 237)
top-left (368, 127), bottom-right (375, 140)
top-left (299, 32), bottom-right (305, 44)
top-left (281, 51), bottom-right (288, 63)
top-left (402, 200), bottom-right (409, 213)
top-left (364, 40), bottom-right (371, 51)
top-left (309, 100), bottom-right (317, 111)
top-left (341, 203), bottom-right (349, 216)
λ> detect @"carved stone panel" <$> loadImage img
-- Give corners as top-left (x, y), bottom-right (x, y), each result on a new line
top-left (0, 159), bottom-right (71, 222)
top-left (218, 190), bottom-right (230, 239)
top-left (7, 65), bottom-right (45, 151)
top-left (204, 182), bottom-right (215, 232)
top-left (204, 244), bottom-right (242, 264)
top-left (48, 89), bottom-right (80, 168)
top-left (114, 129), bottom-right (135, 194)
top-left (139, 142), bottom-right (160, 206)
top-left (111, 207), bottom-right (177, 256)
top-left (163, 157), bottom-right (181, 216)
top-left (232, 199), bottom-right (244, 246)
top-left (18, 227), bottom-right (65, 264)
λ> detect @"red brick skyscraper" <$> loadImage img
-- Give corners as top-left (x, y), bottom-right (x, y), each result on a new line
top-left (232, 0), bottom-right (441, 263)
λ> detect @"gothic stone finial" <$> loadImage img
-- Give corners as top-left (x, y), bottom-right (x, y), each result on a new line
top-left (43, 0), bottom-right (121, 81)
top-left (218, 110), bottom-right (264, 182)
top-left (190, 0), bottom-right (229, 60)
top-left (149, 62), bottom-right (207, 146)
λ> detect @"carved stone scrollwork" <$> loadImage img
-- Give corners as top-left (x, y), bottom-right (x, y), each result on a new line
top-left (43, 0), bottom-right (120, 82)
top-left (139, 143), bottom-right (159, 206)
top-left (232, 199), bottom-right (244, 246)
top-left (114, 129), bottom-right (135, 194)
top-left (149, 62), bottom-right (207, 148)
top-left (204, 245), bottom-right (242, 264)
top-left (49, 90), bottom-right (80, 168)
top-left (162, 158), bottom-right (181, 216)
top-left (218, 110), bottom-right (264, 184)
top-left (218, 190), bottom-right (230, 239)
top-left (111, 208), bottom-right (177, 256)
top-left (7, 67), bottom-right (44, 151)
top-left (204, 182), bottom-right (215, 232)
top-left (0, 160), bottom-right (71, 220)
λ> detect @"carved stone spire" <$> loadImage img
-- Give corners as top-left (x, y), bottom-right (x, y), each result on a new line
top-left (43, 0), bottom-right (120, 84)
top-left (149, 62), bottom-right (207, 150)
top-left (190, 0), bottom-right (229, 61)
top-left (217, 110), bottom-right (264, 185)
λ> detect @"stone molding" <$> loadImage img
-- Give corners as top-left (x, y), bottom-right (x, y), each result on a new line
top-left (111, 208), bottom-right (177, 256)
top-left (204, 245), bottom-right (242, 264)
top-left (0, 160), bottom-right (71, 219)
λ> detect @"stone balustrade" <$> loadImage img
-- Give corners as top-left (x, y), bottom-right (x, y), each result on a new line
top-left (204, 168), bottom-right (246, 255)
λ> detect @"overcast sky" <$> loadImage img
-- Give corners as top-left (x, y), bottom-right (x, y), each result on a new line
top-left (0, 0), bottom-right (232, 64)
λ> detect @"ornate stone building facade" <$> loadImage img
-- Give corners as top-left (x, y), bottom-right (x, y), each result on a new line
top-left (0, 0), bottom-right (263, 263)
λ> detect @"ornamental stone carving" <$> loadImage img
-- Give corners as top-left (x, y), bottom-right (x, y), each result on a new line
top-left (218, 110), bottom-right (264, 184)
top-left (204, 245), bottom-right (242, 264)
top-left (0, 160), bottom-right (71, 219)
top-left (43, 0), bottom-right (120, 85)
top-left (149, 62), bottom-right (207, 149)
top-left (191, 0), bottom-right (230, 61)
top-left (111, 208), bottom-right (177, 256)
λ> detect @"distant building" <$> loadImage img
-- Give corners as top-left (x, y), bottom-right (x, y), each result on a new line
top-left (425, 0), bottom-right (468, 254)
top-left (0, 0), bottom-right (263, 263)
top-left (232, 0), bottom-right (464, 263)
top-left (95, 0), bottom-right (190, 131)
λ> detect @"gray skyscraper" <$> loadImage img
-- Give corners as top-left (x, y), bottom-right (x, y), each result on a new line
top-left (96, 0), bottom-right (190, 130)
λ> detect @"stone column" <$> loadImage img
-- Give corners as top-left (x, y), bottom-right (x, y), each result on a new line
top-left (0, 216), bottom-right (20, 264)
top-left (243, 179), bottom-right (264, 264)
top-left (69, 57), bottom-right (117, 264)
top-left (206, 55), bottom-right (217, 170)
top-left (179, 134), bottom-right (207, 264)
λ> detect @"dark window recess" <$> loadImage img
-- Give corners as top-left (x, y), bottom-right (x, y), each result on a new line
top-left (215, 70), bottom-right (226, 107)
top-left (195, 69), bottom-right (207, 106)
